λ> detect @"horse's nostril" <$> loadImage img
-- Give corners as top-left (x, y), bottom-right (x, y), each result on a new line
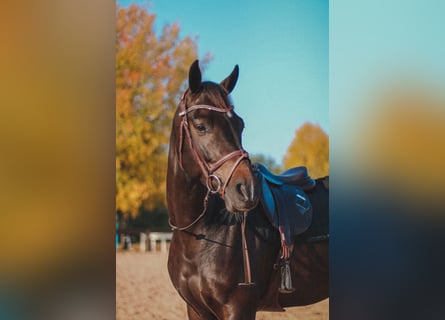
top-left (237, 183), bottom-right (250, 201)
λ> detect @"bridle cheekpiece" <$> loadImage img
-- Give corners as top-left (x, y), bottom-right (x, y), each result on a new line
top-left (177, 89), bottom-right (250, 199)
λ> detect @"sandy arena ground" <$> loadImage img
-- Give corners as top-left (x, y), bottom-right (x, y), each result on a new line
top-left (116, 251), bottom-right (328, 319)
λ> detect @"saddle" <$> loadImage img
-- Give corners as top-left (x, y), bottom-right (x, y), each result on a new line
top-left (255, 163), bottom-right (316, 191)
top-left (253, 162), bottom-right (315, 295)
top-left (253, 163), bottom-right (315, 249)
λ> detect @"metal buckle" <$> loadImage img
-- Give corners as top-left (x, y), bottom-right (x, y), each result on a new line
top-left (206, 174), bottom-right (222, 194)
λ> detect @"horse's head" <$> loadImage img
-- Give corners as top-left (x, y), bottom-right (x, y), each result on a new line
top-left (175, 60), bottom-right (258, 213)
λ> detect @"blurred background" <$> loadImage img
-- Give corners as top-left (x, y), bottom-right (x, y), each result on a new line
top-left (331, 2), bottom-right (445, 319)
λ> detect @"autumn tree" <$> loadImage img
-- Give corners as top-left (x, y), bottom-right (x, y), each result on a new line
top-left (283, 122), bottom-right (329, 178)
top-left (116, 4), bottom-right (211, 217)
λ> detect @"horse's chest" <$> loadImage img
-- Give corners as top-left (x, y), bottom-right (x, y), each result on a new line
top-left (174, 234), bottom-right (241, 282)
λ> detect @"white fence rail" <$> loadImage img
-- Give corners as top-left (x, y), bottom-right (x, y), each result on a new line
top-left (147, 232), bottom-right (172, 252)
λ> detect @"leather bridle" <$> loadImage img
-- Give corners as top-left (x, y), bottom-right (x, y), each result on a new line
top-left (177, 89), bottom-right (250, 199)
top-left (169, 89), bottom-right (250, 231)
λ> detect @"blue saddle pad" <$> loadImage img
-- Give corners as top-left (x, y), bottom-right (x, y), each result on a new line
top-left (254, 167), bottom-right (312, 245)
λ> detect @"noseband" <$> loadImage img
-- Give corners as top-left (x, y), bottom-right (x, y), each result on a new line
top-left (177, 90), bottom-right (250, 199)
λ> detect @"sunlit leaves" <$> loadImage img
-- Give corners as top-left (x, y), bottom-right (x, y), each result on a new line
top-left (116, 4), bottom-right (209, 217)
top-left (283, 122), bottom-right (329, 178)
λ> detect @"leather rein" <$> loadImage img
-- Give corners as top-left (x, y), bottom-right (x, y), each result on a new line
top-left (169, 90), bottom-right (250, 231)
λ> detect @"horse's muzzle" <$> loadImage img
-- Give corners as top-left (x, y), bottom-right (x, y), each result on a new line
top-left (225, 175), bottom-right (258, 212)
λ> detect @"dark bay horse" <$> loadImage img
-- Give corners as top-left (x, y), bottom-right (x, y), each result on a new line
top-left (167, 60), bottom-right (328, 319)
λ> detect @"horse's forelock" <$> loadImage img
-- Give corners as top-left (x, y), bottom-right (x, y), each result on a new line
top-left (188, 82), bottom-right (231, 109)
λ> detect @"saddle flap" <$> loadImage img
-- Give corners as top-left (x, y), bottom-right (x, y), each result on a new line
top-left (271, 184), bottom-right (312, 243)
top-left (255, 167), bottom-right (313, 245)
top-left (259, 173), bottom-right (278, 226)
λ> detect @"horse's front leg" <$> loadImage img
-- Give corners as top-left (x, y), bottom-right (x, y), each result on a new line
top-left (221, 293), bottom-right (257, 320)
top-left (186, 296), bottom-right (256, 320)
top-left (221, 305), bottom-right (256, 320)
top-left (187, 304), bottom-right (216, 320)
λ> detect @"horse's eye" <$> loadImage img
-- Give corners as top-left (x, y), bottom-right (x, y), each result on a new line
top-left (196, 124), bottom-right (206, 132)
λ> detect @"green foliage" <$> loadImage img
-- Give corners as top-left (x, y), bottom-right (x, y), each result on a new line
top-left (283, 122), bottom-right (329, 178)
top-left (250, 153), bottom-right (283, 174)
top-left (126, 206), bottom-right (170, 232)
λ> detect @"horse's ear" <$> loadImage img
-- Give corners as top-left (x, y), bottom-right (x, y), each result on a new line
top-left (189, 60), bottom-right (202, 94)
top-left (220, 65), bottom-right (239, 93)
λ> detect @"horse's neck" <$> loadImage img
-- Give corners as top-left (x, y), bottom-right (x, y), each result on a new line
top-left (167, 149), bottom-right (208, 228)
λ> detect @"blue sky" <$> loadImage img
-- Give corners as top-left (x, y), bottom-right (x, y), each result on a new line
top-left (118, 0), bottom-right (329, 165)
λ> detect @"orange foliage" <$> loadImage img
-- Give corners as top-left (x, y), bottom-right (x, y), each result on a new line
top-left (116, 4), bottom-right (211, 217)
top-left (283, 122), bottom-right (329, 178)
